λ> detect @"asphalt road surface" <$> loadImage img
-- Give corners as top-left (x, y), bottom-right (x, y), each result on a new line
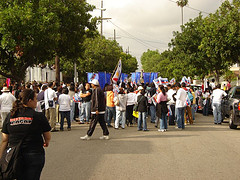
top-left (31, 113), bottom-right (240, 179)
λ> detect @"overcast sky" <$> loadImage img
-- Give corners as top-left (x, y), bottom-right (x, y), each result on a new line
top-left (87, 0), bottom-right (224, 69)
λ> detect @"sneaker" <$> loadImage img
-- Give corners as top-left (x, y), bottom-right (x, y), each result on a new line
top-left (99, 136), bottom-right (110, 140)
top-left (158, 129), bottom-right (165, 132)
top-left (80, 135), bottom-right (90, 140)
top-left (67, 128), bottom-right (71, 131)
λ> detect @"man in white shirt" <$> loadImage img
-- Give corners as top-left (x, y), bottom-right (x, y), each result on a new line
top-left (211, 84), bottom-right (227, 124)
top-left (167, 84), bottom-right (176, 125)
top-left (175, 83), bottom-right (187, 130)
top-left (0, 87), bottom-right (16, 126)
top-left (45, 82), bottom-right (58, 131)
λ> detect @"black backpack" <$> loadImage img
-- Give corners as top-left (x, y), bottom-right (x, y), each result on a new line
top-left (0, 141), bottom-right (24, 180)
top-left (0, 116), bottom-right (32, 180)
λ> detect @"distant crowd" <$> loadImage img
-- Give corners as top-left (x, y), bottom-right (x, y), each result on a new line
top-left (0, 78), bottom-right (230, 138)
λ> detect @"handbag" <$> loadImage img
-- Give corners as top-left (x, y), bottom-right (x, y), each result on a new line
top-left (133, 96), bottom-right (144, 111)
top-left (47, 90), bottom-right (54, 108)
top-left (0, 121), bottom-right (32, 179)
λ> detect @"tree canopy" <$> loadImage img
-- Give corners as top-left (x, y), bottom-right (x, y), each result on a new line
top-left (141, 0), bottom-right (240, 83)
top-left (0, 0), bottom-right (96, 82)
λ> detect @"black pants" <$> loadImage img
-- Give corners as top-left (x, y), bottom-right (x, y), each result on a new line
top-left (18, 153), bottom-right (45, 180)
top-left (169, 104), bottom-right (175, 125)
top-left (126, 105), bottom-right (134, 125)
top-left (87, 114), bottom-right (109, 136)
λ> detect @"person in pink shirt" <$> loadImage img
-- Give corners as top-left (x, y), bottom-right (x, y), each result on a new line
top-left (156, 85), bottom-right (168, 132)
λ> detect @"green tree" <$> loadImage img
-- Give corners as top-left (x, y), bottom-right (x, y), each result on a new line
top-left (177, 0), bottom-right (188, 29)
top-left (79, 36), bottom-right (122, 73)
top-left (0, 0), bottom-right (60, 82)
top-left (199, 0), bottom-right (240, 83)
top-left (141, 49), bottom-right (161, 72)
top-left (0, 0), bottom-right (96, 83)
top-left (120, 52), bottom-right (138, 74)
top-left (51, 0), bottom-right (97, 83)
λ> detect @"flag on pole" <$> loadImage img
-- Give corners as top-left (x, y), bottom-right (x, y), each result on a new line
top-left (112, 59), bottom-right (122, 84)
top-left (159, 77), bottom-right (169, 85)
top-left (170, 78), bottom-right (176, 85)
top-left (153, 77), bottom-right (161, 88)
top-left (181, 76), bottom-right (190, 85)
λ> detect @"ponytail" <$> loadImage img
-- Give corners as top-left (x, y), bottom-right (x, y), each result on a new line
top-left (11, 99), bottom-right (24, 117)
top-left (10, 89), bottom-right (35, 117)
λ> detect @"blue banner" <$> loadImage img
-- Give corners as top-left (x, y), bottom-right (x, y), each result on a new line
top-left (150, 72), bottom-right (158, 83)
top-left (87, 72), bottom-right (112, 89)
top-left (136, 72), bottom-right (141, 84)
top-left (143, 73), bottom-right (150, 83)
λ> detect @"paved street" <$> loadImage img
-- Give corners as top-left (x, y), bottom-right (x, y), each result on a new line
top-left (41, 114), bottom-right (239, 179)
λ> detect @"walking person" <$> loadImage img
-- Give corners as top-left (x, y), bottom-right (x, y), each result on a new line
top-left (58, 88), bottom-right (71, 131)
top-left (211, 84), bottom-right (227, 124)
top-left (175, 83), bottom-right (187, 130)
top-left (157, 86), bottom-right (168, 132)
top-left (0, 89), bottom-right (51, 180)
top-left (137, 86), bottom-right (149, 131)
top-left (44, 82), bottom-right (58, 132)
top-left (80, 79), bottom-right (109, 140)
top-left (0, 87), bottom-right (16, 127)
top-left (114, 88), bottom-right (127, 129)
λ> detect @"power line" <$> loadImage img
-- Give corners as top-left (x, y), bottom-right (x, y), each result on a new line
top-left (167, 0), bottom-right (210, 15)
top-left (104, 32), bottom-right (168, 45)
top-left (108, 20), bottom-right (163, 50)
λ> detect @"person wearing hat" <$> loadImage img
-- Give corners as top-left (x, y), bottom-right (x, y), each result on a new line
top-left (0, 87), bottom-right (16, 126)
top-left (80, 79), bottom-right (109, 140)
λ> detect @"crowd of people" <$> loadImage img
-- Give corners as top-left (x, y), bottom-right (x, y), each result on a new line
top-left (0, 78), bottom-right (230, 179)
top-left (0, 78), bottom-right (230, 135)
top-left (0, 79), bottom-right (202, 135)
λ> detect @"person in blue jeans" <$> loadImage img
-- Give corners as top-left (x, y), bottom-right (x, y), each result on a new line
top-left (137, 87), bottom-right (149, 131)
top-left (79, 83), bottom-right (92, 123)
top-left (157, 85), bottom-right (168, 132)
top-left (175, 82), bottom-right (188, 130)
top-left (58, 88), bottom-right (71, 131)
top-left (211, 84), bottom-right (227, 124)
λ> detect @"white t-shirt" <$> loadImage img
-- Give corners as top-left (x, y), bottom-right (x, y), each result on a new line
top-left (127, 92), bottom-right (136, 106)
top-left (209, 82), bottom-right (216, 89)
top-left (211, 89), bottom-right (227, 104)
top-left (167, 89), bottom-right (176, 105)
top-left (176, 88), bottom-right (187, 108)
top-left (0, 92), bottom-right (16, 112)
top-left (58, 94), bottom-right (71, 111)
top-left (44, 88), bottom-right (57, 109)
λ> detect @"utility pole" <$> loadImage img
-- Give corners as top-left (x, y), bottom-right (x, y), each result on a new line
top-left (99, 0), bottom-right (111, 37)
top-left (114, 29), bottom-right (116, 41)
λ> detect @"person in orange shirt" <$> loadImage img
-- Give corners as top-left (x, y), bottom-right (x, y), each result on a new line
top-left (106, 85), bottom-right (116, 127)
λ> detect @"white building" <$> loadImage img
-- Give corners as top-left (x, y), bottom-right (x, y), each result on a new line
top-left (25, 65), bottom-right (62, 82)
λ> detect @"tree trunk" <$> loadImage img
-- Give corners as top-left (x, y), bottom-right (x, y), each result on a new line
top-left (215, 70), bottom-right (220, 84)
top-left (55, 55), bottom-right (60, 84)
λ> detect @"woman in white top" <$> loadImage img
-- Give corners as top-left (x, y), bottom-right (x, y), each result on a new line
top-left (58, 88), bottom-right (71, 131)
top-left (126, 87), bottom-right (136, 126)
top-left (114, 88), bottom-right (127, 129)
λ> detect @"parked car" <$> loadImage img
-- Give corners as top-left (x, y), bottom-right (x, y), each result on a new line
top-left (221, 86), bottom-right (240, 129)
